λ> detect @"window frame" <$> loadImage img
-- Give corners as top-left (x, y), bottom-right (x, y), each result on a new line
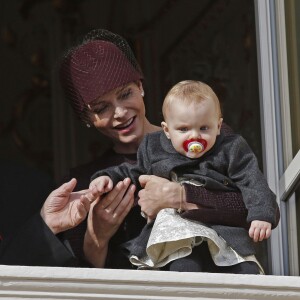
top-left (255, 0), bottom-right (299, 275)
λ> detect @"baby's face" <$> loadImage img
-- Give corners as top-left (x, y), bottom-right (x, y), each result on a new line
top-left (162, 99), bottom-right (222, 159)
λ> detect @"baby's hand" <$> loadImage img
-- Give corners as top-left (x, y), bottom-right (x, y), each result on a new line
top-left (249, 220), bottom-right (272, 242)
top-left (89, 176), bottom-right (113, 194)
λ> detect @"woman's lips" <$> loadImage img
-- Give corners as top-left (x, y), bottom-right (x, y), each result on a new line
top-left (114, 116), bottom-right (136, 132)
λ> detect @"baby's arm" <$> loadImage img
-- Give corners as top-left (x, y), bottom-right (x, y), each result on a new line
top-left (227, 135), bottom-right (279, 235)
top-left (249, 220), bottom-right (272, 242)
top-left (89, 176), bottom-right (113, 194)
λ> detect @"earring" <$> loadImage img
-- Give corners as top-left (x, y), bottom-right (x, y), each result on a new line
top-left (86, 123), bottom-right (91, 128)
top-left (141, 91), bottom-right (144, 97)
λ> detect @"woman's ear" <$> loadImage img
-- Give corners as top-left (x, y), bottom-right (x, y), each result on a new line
top-left (161, 121), bottom-right (170, 139)
top-left (137, 81), bottom-right (144, 97)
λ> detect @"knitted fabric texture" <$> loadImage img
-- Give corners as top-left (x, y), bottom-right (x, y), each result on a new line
top-left (59, 29), bottom-right (143, 123)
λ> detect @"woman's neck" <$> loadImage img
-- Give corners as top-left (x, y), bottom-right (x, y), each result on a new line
top-left (144, 120), bottom-right (161, 134)
top-left (113, 120), bottom-right (161, 154)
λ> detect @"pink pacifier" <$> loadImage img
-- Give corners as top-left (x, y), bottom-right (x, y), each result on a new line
top-left (183, 138), bottom-right (207, 155)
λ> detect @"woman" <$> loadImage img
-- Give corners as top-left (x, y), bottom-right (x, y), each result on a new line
top-left (59, 29), bottom-right (279, 271)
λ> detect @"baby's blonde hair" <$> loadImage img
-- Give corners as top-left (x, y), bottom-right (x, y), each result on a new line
top-left (162, 80), bottom-right (222, 120)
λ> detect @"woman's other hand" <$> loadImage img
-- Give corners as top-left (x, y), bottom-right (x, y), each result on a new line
top-left (138, 175), bottom-right (191, 221)
top-left (83, 178), bottom-right (135, 267)
top-left (40, 178), bottom-right (98, 234)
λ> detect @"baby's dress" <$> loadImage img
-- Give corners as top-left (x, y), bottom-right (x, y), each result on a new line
top-left (129, 208), bottom-right (263, 274)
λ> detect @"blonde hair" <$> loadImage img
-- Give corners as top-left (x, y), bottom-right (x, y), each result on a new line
top-left (162, 80), bottom-right (222, 120)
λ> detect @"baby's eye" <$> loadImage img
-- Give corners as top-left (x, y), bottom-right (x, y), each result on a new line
top-left (179, 127), bottom-right (188, 132)
top-left (200, 126), bottom-right (209, 131)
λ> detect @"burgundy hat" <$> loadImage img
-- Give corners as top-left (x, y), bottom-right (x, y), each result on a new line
top-left (60, 39), bottom-right (143, 113)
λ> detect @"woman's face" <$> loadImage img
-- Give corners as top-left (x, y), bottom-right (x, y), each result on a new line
top-left (87, 81), bottom-right (146, 152)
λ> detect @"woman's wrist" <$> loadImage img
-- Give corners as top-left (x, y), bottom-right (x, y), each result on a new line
top-left (83, 233), bottom-right (108, 268)
top-left (162, 182), bottom-right (188, 212)
top-left (40, 210), bottom-right (60, 235)
top-left (179, 183), bottom-right (199, 211)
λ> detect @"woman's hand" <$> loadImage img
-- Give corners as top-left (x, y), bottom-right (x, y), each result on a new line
top-left (83, 178), bottom-right (135, 267)
top-left (138, 175), bottom-right (194, 220)
top-left (138, 175), bottom-right (199, 220)
top-left (40, 178), bottom-right (97, 235)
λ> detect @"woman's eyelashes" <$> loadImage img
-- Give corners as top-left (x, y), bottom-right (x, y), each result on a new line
top-left (92, 104), bottom-right (109, 115)
top-left (118, 89), bottom-right (132, 100)
top-left (89, 89), bottom-right (133, 115)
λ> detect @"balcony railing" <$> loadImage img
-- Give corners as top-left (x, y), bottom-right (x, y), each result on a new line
top-left (1, 265), bottom-right (300, 299)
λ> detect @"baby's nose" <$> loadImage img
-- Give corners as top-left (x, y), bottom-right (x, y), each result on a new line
top-left (190, 130), bottom-right (200, 139)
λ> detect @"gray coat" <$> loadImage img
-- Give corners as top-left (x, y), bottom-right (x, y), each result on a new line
top-left (92, 131), bottom-right (278, 256)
